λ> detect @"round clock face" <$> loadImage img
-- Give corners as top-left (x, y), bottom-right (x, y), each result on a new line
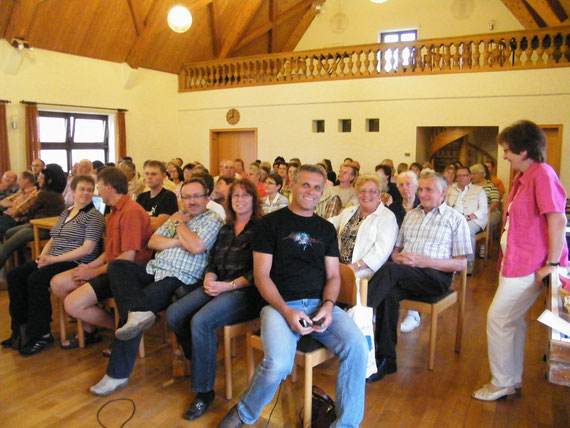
top-left (226, 108), bottom-right (240, 125)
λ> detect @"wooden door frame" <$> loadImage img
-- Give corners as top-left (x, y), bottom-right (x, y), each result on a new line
top-left (210, 128), bottom-right (258, 176)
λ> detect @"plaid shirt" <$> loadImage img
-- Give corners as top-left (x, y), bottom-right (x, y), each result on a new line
top-left (6, 187), bottom-right (38, 220)
top-left (146, 209), bottom-right (224, 284)
top-left (396, 202), bottom-right (472, 259)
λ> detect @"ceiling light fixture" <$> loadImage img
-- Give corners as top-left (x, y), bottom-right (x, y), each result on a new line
top-left (167, 6), bottom-right (192, 33)
top-left (370, 0), bottom-right (388, 3)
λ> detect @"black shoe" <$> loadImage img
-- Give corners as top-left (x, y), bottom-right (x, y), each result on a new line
top-left (183, 393), bottom-right (215, 421)
top-left (218, 405), bottom-right (244, 428)
top-left (1, 332), bottom-right (21, 350)
top-left (19, 334), bottom-right (54, 356)
top-left (366, 357), bottom-right (397, 383)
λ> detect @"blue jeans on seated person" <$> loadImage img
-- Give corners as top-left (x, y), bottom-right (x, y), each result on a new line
top-left (0, 223), bottom-right (50, 269)
top-left (237, 299), bottom-right (367, 428)
top-left (166, 286), bottom-right (261, 392)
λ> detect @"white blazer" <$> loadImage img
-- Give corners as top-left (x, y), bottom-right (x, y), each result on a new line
top-left (329, 203), bottom-right (398, 279)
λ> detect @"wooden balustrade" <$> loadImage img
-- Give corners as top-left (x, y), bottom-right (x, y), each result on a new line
top-left (179, 26), bottom-right (570, 92)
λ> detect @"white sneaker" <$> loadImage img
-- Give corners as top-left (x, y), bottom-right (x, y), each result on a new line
top-left (400, 311), bottom-right (421, 333)
top-left (90, 374), bottom-right (129, 396)
top-left (115, 311), bottom-right (156, 341)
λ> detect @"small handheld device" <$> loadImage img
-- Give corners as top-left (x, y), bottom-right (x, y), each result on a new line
top-left (299, 318), bottom-right (313, 328)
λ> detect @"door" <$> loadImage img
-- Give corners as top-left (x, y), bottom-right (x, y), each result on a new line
top-left (210, 129), bottom-right (258, 176)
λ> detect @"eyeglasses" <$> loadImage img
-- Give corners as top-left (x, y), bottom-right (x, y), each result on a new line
top-left (232, 193), bottom-right (252, 199)
top-left (181, 194), bottom-right (207, 201)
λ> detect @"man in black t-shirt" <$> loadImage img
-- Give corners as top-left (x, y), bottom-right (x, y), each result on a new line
top-left (219, 165), bottom-right (367, 428)
top-left (136, 160), bottom-right (178, 231)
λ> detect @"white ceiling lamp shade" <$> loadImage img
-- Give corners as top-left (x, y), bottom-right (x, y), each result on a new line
top-left (167, 6), bottom-right (193, 33)
top-left (370, 0), bottom-right (388, 3)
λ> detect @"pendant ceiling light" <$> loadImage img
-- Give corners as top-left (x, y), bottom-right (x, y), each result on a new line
top-left (167, 6), bottom-right (192, 33)
top-left (370, 0), bottom-right (388, 3)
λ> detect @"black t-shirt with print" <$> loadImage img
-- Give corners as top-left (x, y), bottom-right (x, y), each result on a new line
top-left (136, 188), bottom-right (178, 217)
top-left (253, 207), bottom-right (340, 302)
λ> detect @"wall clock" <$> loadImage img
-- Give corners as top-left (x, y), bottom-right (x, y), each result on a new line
top-left (226, 108), bottom-right (240, 125)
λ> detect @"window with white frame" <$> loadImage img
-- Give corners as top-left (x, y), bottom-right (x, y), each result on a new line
top-left (39, 111), bottom-right (110, 172)
top-left (379, 29), bottom-right (418, 72)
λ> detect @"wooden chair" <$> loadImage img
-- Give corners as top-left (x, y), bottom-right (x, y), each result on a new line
top-left (475, 222), bottom-right (490, 260)
top-left (57, 297), bottom-right (146, 358)
top-left (385, 269), bottom-right (468, 370)
top-left (245, 264), bottom-right (364, 427)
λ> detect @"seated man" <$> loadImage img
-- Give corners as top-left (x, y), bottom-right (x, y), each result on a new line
top-left (89, 177), bottom-right (223, 396)
top-left (119, 160), bottom-right (145, 200)
top-left (0, 170), bottom-right (19, 201)
top-left (218, 164), bottom-right (367, 428)
top-left (0, 171), bottom-right (37, 237)
top-left (366, 170), bottom-right (471, 383)
top-left (137, 160), bottom-right (178, 231)
top-left (331, 164), bottom-right (358, 208)
top-left (50, 167), bottom-right (153, 348)
top-left (445, 166), bottom-right (487, 274)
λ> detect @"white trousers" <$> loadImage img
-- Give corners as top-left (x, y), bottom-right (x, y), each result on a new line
top-left (486, 271), bottom-right (542, 387)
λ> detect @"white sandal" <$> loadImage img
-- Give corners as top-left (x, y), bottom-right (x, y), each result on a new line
top-left (472, 383), bottom-right (516, 401)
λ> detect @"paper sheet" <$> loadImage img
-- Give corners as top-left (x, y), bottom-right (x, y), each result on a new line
top-left (538, 309), bottom-right (570, 338)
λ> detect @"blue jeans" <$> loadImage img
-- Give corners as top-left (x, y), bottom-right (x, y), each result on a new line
top-left (0, 224), bottom-right (50, 269)
top-left (238, 299), bottom-right (367, 428)
top-left (166, 286), bottom-right (261, 392)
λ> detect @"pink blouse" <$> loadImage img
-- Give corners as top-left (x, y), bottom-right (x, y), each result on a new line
top-left (499, 162), bottom-right (568, 277)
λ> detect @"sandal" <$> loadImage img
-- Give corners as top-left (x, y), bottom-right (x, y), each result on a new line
top-left (61, 329), bottom-right (102, 350)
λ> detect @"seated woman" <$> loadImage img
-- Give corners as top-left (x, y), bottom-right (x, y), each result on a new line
top-left (261, 173), bottom-right (289, 214)
top-left (470, 163), bottom-right (502, 230)
top-left (280, 163), bottom-right (298, 201)
top-left (0, 164), bottom-right (67, 270)
top-left (1, 175), bottom-right (105, 355)
top-left (329, 174), bottom-right (398, 280)
top-left (167, 162), bottom-right (184, 196)
top-left (166, 179), bottom-right (262, 421)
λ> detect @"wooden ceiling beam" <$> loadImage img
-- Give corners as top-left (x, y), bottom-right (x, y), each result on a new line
top-left (560, 0), bottom-right (570, 16)
top-left (207, 0), bottom-right (219, 57)
top-left (526, 0), bottom-right (564, 25)
top-left (127, 0), bottom-right (146, 37)
top-left (3, 0), bottom-right (43, 41)
top-left (218, 0), bottom-right (264, 59)
top-left (501, 0), bottom-right (541, 28)
top-left (269, 0), bottom-right (277, 53)
top-left (231, 0), bottom-right (316, 53)
top-left (281, 3), bottom-right (319, 52)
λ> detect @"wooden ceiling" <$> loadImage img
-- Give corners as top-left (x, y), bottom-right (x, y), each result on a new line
top-left (0, 0), bottom-right (568, 75)
top-left (0, 0), bottom-right (325, 74)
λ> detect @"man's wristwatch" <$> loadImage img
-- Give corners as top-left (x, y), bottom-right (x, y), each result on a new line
top-left (231, 280), bottom-right (237, 290)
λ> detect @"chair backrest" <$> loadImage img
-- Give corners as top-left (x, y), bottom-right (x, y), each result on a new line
top-left (338, 264), bottom-right (366, 306)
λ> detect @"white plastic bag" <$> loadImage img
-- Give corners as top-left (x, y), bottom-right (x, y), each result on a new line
top-left (347, 279), bottom-right (377, 378)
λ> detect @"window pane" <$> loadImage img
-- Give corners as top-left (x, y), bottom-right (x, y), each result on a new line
top-left (40, 150), bottom-right (68, 172)
top-left (383, 34), bottom-right (399, 43)
top-left (401, 32), bottom-right (417, 42)
top-left (74, 118), bottom-right (106, 143)
top-left (71, 149), bottom-right (106, 166)
top-left (39, 117), bottom-right (67, 142)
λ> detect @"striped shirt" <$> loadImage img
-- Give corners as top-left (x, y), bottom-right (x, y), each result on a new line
top-left (396, 202), bottom-right (472, 259)
top-left (49, 203), bottom-right (105, 264)
top-left (482, 180), bottom-right (500, 207)
top-left (146, 209), bottom-right (224, 284)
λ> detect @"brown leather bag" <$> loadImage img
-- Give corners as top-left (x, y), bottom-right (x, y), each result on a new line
top-left (300, 385), bottom-right (336, 428)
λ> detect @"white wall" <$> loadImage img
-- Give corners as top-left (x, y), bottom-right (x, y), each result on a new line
top-left (177, 68), bottom-right (570, 193)
top-left (0, 40), bottom-right (179, 173)
top-left (297, 0), bottom-right (522, 50)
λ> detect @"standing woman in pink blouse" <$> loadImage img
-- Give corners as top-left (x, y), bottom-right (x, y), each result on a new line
top-left (473, 120), bottom-right (568, 401)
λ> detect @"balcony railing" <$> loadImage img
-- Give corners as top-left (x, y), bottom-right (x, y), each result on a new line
top-left (179, 26), bottom-right (570, 92)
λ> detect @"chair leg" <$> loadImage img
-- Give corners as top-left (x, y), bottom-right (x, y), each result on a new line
top-left (303, 360), bottom-right (313, 428)
top-left (224, 327), bottom-right (233, 400)
top-left (138, 334), bottom-right (145, 358)
top-left (428, 311), bottom-right (438, 370)
top-left (231, 337), bottom-right (237, 357)
top-left (291, 362), bottom-right (298, 383)
top-left (77, 320), bottom-right (85, 348)
top-left (58, 299), bottom-right (67, 346)
top-left (246, 334), bottom-right (255, 381)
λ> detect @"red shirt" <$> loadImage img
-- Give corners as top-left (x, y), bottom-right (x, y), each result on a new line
top-left (105, 194), bottom-right (153, 264)
top-left (499, 162), bottom-right (568, 277)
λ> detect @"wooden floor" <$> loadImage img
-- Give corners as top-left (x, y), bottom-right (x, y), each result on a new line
top-left (1, 255), bottom-right (569, 427)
